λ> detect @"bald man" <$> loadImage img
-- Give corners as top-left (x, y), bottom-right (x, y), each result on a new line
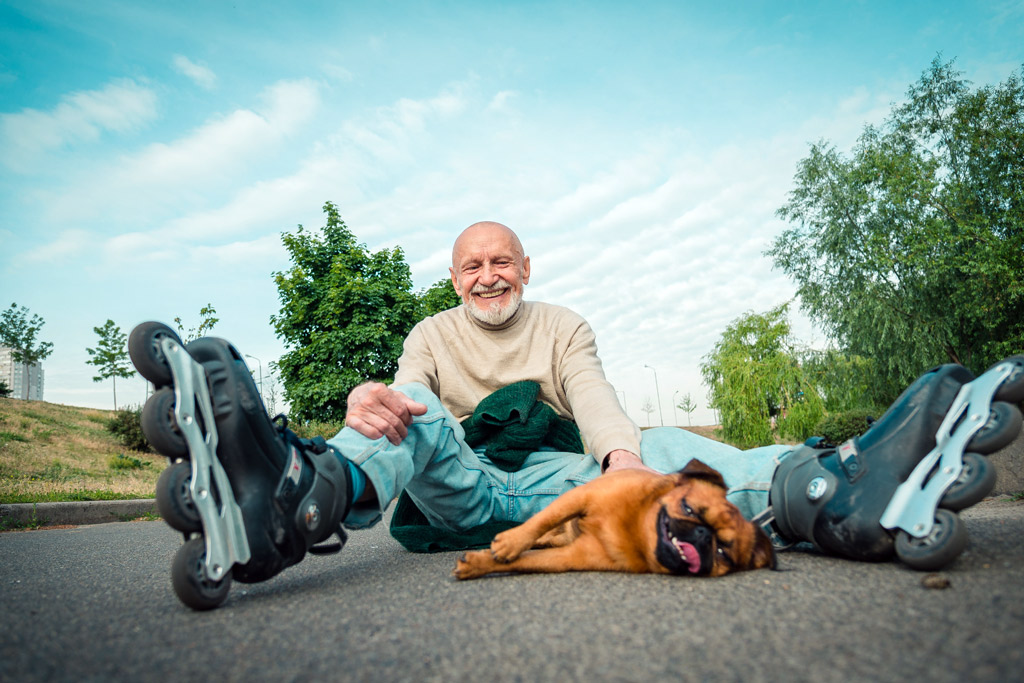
top-left (335, 221), bottom-right (666, 531)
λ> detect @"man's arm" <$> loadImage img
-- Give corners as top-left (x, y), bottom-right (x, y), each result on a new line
top-left (346, 382), bottom-right (427, 445)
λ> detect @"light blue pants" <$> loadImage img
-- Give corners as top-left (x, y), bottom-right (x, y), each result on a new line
top-left (328, 383), bottom-right (792, 531)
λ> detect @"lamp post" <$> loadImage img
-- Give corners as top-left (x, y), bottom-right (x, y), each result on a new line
top-left (672, 390), bottom-right (680, 426)
top-left (245, 354), bottom-right (263, 404)
top-left (643, 364), bottom-right (664, 426)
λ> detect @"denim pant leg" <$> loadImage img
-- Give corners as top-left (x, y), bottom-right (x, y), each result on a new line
top-left (327, 382), bottom-right (503, 532)
top-left (637, 427), bottom-right (791, 521)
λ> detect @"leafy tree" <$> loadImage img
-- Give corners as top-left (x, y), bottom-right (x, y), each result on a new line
top-left (700, 304), bottom-right (825, 448)
top-left (418, 277), bottom-right (462, 316)
top-left (86, 319), bottom-right (135, 410)
top-left (174, 303), bottom-right (219, 343)
top-left (676, 392), bottom-right (697, 426)
top-left (272, 202), bottom-right (423, 422)
top-left (0, 379), bottom-right (10, 398)
top-left (769, 57), bottom-right (1024, 401)
top-left (0, 303), bottom-right (54, 400)
top-left (799, 348), bottom-right (886, 414)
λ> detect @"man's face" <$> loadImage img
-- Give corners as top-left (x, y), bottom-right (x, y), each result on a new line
top-left (450, 224), bottom-right (531, 325)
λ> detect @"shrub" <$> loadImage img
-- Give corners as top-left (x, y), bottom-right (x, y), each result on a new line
top-left (108, 453), bottom-right (147, 470)
top-left (107, 406), bottom-right (151, 452)
top-left (812, 409), bottom-right (878, 445)
top-left (288, 419), bottom-right (346, 441)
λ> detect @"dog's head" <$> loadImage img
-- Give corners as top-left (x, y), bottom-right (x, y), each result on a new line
top-left (652, 459), bottom-right (775, 577)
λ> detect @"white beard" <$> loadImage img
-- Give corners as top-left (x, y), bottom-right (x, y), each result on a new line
top-left (463, 281), bottom-right (522, 325)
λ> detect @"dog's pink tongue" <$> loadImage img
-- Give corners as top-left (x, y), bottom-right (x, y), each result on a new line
top-left (677, 541), bottom-right (701, 574)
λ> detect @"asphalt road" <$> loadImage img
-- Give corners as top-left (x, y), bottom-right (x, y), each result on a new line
top-left (2, 499), bottom-right (1023, 683)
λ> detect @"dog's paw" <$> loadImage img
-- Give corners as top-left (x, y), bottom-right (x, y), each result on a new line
top-left (490, 530), bottom-right (532, 562)
top-left (453, 551), bottom-right (493, 580)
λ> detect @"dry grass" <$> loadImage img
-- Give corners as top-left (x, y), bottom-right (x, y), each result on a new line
top-left (0, 398), bottom-right (165, 503)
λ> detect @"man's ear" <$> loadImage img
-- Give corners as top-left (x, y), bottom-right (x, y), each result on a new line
top-left (521, 255), bottom-right (530, 285)
top-left (449, 267), bottom-right (463, 298)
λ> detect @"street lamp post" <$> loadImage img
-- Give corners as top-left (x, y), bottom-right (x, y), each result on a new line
top-left (672, 390), bottom-right (679, 426)
top-left (643, 364), bottom-right (664, 426)
top-left (245, 354), bottom-right (263, 404)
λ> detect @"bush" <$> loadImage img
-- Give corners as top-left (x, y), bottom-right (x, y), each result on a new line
top-left (107, 406), bottom-right (150, 452)
top-left (288, 419), bottom-right (345, 441)
top-left (108, 453), bottom-right (147, 470)
top-left (812, 409), bottom-right (878, 445)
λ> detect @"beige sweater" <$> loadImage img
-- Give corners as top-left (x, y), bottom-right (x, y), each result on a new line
top-left (393, 301), bottom-right (642, 462)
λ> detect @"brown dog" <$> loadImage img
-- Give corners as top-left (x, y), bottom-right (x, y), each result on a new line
top-left (453, 458), bottom-right (775, 579)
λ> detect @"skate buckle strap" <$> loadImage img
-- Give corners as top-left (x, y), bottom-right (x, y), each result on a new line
top-left (880, 360), bottom-right (1014, 538)
top-left (161, 337), bottom-right (252, 580)
top-left (751, 507), bottom-right (797, 551)
top-left (837, 440), bottom-right (867, 482)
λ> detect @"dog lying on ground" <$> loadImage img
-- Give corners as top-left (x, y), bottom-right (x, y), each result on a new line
top-left (453, 458), bottom-right (776, 579)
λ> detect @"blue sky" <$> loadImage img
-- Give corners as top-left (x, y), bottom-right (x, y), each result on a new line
top-left (1, 1), bottom-right (1022, 425)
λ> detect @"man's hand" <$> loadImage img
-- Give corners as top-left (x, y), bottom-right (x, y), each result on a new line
top-left (346, 382), bottom-right (428, 445)
top-left (601, 449), bottom-right (657, 474)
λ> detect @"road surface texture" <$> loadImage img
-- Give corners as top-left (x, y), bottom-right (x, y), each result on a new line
top-left (2, 499), bottom-right (1023, 682)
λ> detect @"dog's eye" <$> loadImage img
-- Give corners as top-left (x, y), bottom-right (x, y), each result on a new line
top-left (681, 501), bottom-right (695, 516)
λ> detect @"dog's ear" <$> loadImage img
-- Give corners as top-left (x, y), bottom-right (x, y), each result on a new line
top-left (675, 458), bottom-right (727, 490)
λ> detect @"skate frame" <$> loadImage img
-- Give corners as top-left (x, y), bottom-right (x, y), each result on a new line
top-left (880, 362), bottom-right (1013, 538)
top-left (161, 338), bottom-right (251, 581)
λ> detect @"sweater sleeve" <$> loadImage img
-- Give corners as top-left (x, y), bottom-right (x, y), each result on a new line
top-left (558, 317), bottom-right (642, 462)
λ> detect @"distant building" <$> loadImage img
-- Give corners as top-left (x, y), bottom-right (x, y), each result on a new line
top-left (0, 346), bottom-right (44, 400)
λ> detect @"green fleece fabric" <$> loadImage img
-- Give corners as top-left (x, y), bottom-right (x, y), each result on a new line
top-left (389, 381), bottom-right (585, 553)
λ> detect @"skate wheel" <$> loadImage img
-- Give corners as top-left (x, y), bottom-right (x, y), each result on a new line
top-left (967, 402), bottom-right (1023, 455)
top-left (129, 321), bottom-right (182, 387)
top-left (142, 387), bottom-right (188, 459)
top-left (895, 508), bottom-right (967, 571)
top-left (993, 355), bottom-right (1024, 403)
top-left (156, 462), bottom-right (201, 533)
top-left (171, 537), bottom-right (231, 611)
top-left (940, 453), bottom-right (996, 511)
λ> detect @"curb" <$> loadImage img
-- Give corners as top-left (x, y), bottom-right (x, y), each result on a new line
top-left (0, 499), bottom-right (158, 527)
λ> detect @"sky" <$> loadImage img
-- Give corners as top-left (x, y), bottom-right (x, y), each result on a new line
top-left (1, 0), bottom-right (1022, 427)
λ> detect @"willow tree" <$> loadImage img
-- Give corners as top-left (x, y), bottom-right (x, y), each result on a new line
top-left (701, 304), bottom-right (825, 448)
top-left (769, 57), bottom-right (1024, 401)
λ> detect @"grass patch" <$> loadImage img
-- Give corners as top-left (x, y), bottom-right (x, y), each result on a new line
top-left (0, 398), bottom-right (166, 504)
top-left (108, 453), bottom-right (148, 471)
top-left (1, 430), bottom-right (29, 445)
top-left (1, 489), bottom-right (146, 504)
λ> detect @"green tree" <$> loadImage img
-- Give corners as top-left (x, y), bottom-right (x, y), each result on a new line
top-left (0, 303), bottom-right (54, 400)
top-left (769, 57), bottom-right (1024, 401)
top-left (86, 319), bottom-right (135, 410)
top-left (676, 392), bottom-right (697, 426)
top-left (272, 202), bottom-right (423, 423)
top-left (799, 349), bottom-right (885, 414)
top-left (700, 304), bottom-right (825, 448)
top-left (174, 303), bottom-right (219, 343)
top-left (418, 277), bottom-right (462, 316)
top-left (0, 379), bottom-right (11, 398)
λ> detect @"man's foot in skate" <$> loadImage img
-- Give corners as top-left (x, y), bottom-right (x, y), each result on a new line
top-left (130, 322), bottom-right (357, 610)
top-left (767, 355), bottom-right (1023, 570)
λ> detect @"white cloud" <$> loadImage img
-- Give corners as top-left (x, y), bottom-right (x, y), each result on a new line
top-left (172, 55), bottom-right (217, 90)
top-left (0, 79), bottom-right (157, 172)
top-left (45, 78), bottom-right (322, 226)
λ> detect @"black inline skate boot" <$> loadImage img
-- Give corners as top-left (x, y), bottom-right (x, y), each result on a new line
top-left (129, 322), bottom-right (352, 610)
top-left (765, 356), bottom-right (1023, 571)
